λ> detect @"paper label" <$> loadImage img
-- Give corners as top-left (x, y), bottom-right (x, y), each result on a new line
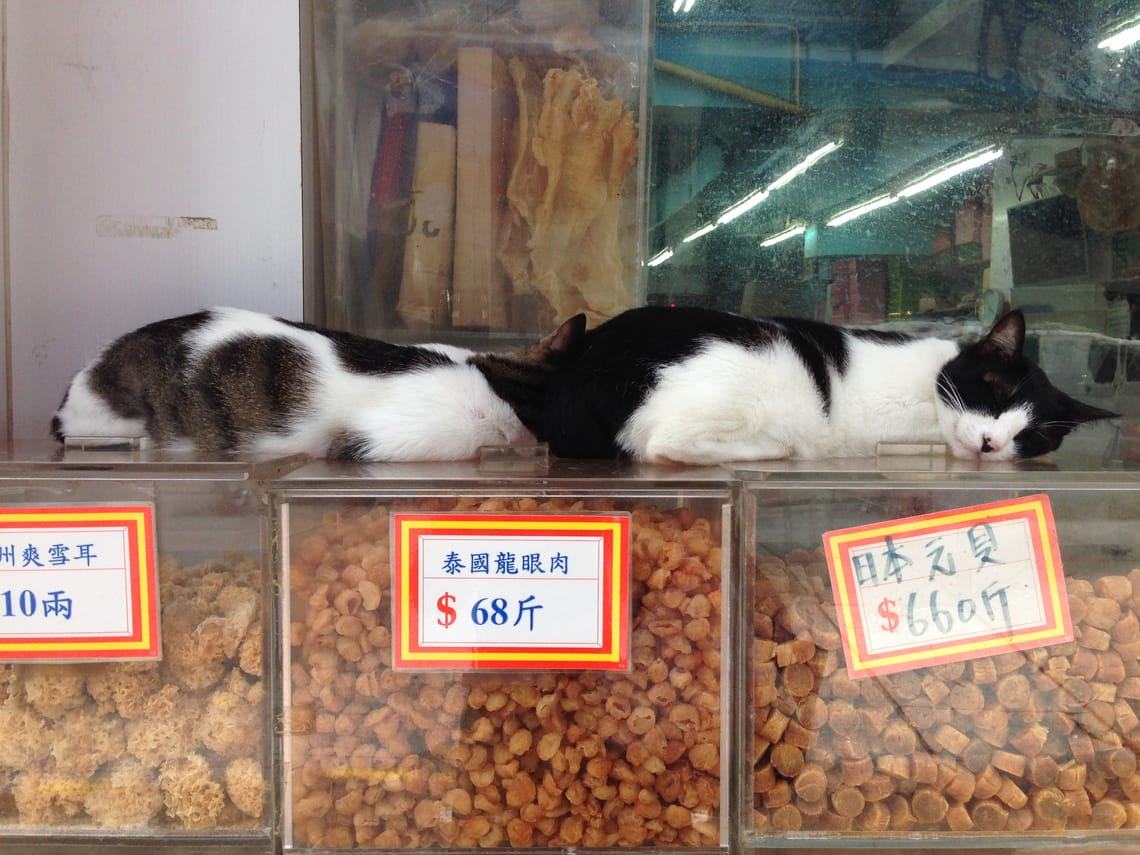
top-left (392, 513), bottom-right (631, 670)
top-left (0, 505), bottom-right (160, 661)
top-left (823, 494), bottom-right (1071, 679)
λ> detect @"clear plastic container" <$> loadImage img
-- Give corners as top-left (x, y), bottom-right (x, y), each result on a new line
top-left (272, 458), bottom-right (733, 850)
top-left (740, 460), bottom-right (1140, 847)
top-left (307, 0), bottom-right (650, 343)
top-left (0, 442), bottom-right (301, 853)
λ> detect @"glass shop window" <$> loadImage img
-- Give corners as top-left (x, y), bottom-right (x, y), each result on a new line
top-left (306, 0), bottom-right (1139, 413)
top-left (644, 0), bottom-right (1139, 426)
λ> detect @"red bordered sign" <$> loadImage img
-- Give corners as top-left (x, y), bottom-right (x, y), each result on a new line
top-left (823, 494), bottom-right (1071, 679)
top-left (392, 513), bottom-right (631, 670)
top-left (0, 504), bottom-right (160, 661)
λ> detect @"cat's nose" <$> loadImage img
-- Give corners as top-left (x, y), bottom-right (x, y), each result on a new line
top-left (981, 436), bottom-right (998, 454)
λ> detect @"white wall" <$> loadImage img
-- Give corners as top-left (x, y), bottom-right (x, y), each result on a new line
top-left (4, 1), bottom-right (303, 440)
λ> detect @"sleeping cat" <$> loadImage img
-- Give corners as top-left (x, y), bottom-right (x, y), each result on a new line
top-left (542, 305), bottom-right (1117, 463)
top-left (51, 307), bottom-right (585, 461)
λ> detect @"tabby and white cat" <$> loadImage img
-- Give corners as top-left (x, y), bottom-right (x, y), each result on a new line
top-left (52, 307), bottom-right (585, 461)
top-left (541, 306), bottom-right (1116, 463)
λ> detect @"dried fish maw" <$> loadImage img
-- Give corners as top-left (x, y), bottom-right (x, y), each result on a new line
top-left (532, 68), bottom-right (636, 319)
top-left (498, 57), bottom-right (545, 317)
top-left (505, 58), bottom-right (546, 232)
top-left (499, 62), bottom-right (638, 330)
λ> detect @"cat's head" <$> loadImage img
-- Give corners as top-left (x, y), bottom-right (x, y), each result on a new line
top-left (469, 313), bottom-right (588, 439)
top-left (935, 310), bottom-right (1118, 461)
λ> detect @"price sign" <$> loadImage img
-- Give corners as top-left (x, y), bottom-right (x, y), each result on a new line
top-left (391, 513), bottom-right (631, 670)
top-left (0, 505), bottom-right (160, 661)
top-left (823, 494), bottom-right (1071, 679)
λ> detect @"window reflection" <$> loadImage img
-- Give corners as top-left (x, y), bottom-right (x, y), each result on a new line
top-left (647, 0), bottom-right (1139, 440)
top-left (648, 1), bottom-right (1138, 318)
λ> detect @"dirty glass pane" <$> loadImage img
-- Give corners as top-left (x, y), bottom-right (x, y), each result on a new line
top-left (647, 0), bottom-right (1139, 453)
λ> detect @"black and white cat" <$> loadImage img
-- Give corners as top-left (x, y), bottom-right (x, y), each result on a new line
top-left (52, 307), bottom-right (585, 461)
top-left (542, 305), bottom-right (1116, 463)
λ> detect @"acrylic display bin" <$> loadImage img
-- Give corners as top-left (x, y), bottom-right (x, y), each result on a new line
top-left (738, 461), bottom-right (1140, 849)
top-left (0, 442), bottom-right (302, 854)
top-left (272, 458), bottom-right (734, 851)
top-left (308, 0), bottom-right (650, 342)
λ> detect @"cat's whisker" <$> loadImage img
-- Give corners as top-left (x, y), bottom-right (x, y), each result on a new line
top-left (936, 376), bottom-right (966, 414)
top-left (949, 382), bottom-right (967, 413)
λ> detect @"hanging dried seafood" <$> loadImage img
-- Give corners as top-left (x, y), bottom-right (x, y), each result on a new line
top-left (499, 59), bottom-right (639, 332)
top-left (324, 0), bottom-right (645, 335)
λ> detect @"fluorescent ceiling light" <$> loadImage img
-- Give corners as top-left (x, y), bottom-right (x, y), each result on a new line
top-left (1099, 21), bottom-right (1140, 50)
top-left (714, 139), bottom-right (839, 228)
top-left (760, 225), bottom-right (807, 247)
top-left (683, 0), bottom-right (697, 10)
top-left (828, 144), bottom-right (1001, 227)
top-left (716, 190), bottom-right (769, 225)
top-left (766, 140), bottom-right (843, 192)
top-left (827, 195), bottom-right (898, 227)
top-left (896, 147), bottom-right (1003, 198)
top-left (673, 0), bottom-right (697, 12)
top-left (682, 222), bottom-right (717, 243)
top-left (647, 249), bottom-right (674, 267)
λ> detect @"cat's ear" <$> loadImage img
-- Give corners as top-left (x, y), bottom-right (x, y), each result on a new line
top-left (539, 313), bottom-right (587, 355)
top-left (979, 310), bottom-right (1026, 359)
top-left (1066, 396), bottom-right (1119, 424)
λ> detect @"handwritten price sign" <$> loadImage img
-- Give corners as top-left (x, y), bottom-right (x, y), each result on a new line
top-left (0, 504), bottom-right (160, 662)
top-left (432, 592), bottom-right (545, 633)
top-left (823, 494), bottom-right (1072, 679)
top-left (392, 513), bottom-right (631, 670)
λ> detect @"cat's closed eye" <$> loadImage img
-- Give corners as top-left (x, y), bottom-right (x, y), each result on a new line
top-left (982, 371), bottom-right (1014, 402)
